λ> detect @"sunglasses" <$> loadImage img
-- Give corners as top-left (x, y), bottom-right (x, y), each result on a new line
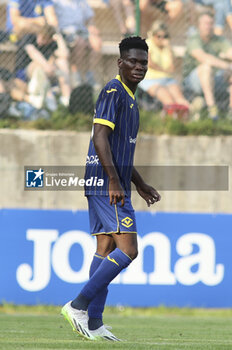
top-left (155, 34), bottom-right (169, 39)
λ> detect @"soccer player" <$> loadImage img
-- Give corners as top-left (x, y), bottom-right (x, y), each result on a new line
top-left (61, 36), bottom-right (161, 341)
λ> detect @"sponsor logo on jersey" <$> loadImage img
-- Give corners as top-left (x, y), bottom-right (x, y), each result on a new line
top-left (86, 155), bottom-right (99, 165)
top-left (129, 136), bottom-right (137, 144)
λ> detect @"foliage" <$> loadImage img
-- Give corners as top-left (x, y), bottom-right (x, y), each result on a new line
top-left (1, 105), bottom-right (232, 135)
top-left (139, 110), bottom-right (232, 135)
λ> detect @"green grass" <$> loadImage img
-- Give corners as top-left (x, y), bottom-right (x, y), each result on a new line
top-left (1, 305), bottom-right (232, 349)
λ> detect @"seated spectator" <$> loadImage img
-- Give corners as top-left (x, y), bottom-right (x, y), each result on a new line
top-left (6, 0), bottom-right (58, 39)
top-left (0, 68), bottom-right (13, 116)
top-left (139, 0), bottom-right (184, 39)
top-left (52, 0), bottom-right (102, 88)
top-left (11, 24), bottom-right (71, 110)
top-left (139, 20), bottom-right (189, 115)
top-left (193, 0), bottom-right (232, 36)
top-left (140, 0), bottom-right (183, 19)
top-left (183, 11), bottom-right (232, 120)
top-left (103, 0), bottom-right (136, 37)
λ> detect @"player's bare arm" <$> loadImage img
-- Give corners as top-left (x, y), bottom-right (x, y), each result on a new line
top-left (92, 123), bottom-right (125, 206)
top-left (131, 167), bottom-right (161, 207)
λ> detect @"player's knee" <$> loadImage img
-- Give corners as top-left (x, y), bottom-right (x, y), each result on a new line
top-left (96, 237), bottom-right (116, 257)
top-left (97, 246), bottom-right (115, 257)
top-left (131, 248), bottom-right (138, 260)
top-left (125, 247), bottom-right (138, 261)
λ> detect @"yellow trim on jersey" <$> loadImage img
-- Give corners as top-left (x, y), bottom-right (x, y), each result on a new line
top-left (115, 75), bottom-right (135, 100)
top-left (94, 118), bottom-right (115, 130)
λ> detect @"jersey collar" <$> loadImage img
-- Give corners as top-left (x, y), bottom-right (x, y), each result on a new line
top-left (116, 75), bottom-right (135, 100)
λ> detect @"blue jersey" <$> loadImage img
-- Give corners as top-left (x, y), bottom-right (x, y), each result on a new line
top-left (7, 0), bottom-right (53, 32)
top-left (85, 75), bottom-right (139, 197)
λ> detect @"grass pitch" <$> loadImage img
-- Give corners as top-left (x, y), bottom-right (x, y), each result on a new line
top-left (1, 305), bottom-right (232, 350)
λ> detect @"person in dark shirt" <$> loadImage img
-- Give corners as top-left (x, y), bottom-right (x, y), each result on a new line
top-left (11, 24), bottom-right (70, 109)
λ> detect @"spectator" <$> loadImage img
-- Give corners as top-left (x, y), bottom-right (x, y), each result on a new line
top-left (11, 24), bottom-right (71, 110)
top-left (183, 11), bottom-right (232, 120)
top-left (140, 0), bottom-right (183, 19)
top-left (139, 0), bottom-right (184, 38)
top-left (103, 0), bottom-right (136, 37)
top-left (0, 68), bottom-right (12, 116)
top-left (52, 0), bottom-right (102, 88)
top-left (6, 0), bottom-right (58, 39)
top-left (139, 20), bottom-right (189, 114)
top-left (193, 0), bottom-right (232, 37)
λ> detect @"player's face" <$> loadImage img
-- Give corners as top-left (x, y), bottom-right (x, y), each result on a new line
top-left (118, 49), bottom-right (148, 91)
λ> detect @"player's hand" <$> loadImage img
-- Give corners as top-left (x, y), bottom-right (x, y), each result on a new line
top-left (109, 178), bottom-right (125, 207)
top-left (136, 183), bottom-right (161, 207)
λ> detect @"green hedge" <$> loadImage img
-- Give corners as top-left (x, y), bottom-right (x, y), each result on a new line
top-left (2, 106), bottom-right (232, 135)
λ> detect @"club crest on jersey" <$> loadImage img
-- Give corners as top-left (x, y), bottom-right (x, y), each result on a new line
top-left (130, 103), bottom-right (134, 109)
top-left (121, 216), bottom-right (133, 228)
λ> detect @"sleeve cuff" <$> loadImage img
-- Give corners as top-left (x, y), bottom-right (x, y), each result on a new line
top-left (94, 118), bottom-right (115, 130)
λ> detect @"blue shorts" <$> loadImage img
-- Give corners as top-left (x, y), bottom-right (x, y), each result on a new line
top-left (139, 77), bottom-right (177, 91)
top-left (87, 195), bottom-right (137, 236)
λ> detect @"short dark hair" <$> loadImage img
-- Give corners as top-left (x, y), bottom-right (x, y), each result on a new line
top-left (119, 36), bottom-right (148, 57)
